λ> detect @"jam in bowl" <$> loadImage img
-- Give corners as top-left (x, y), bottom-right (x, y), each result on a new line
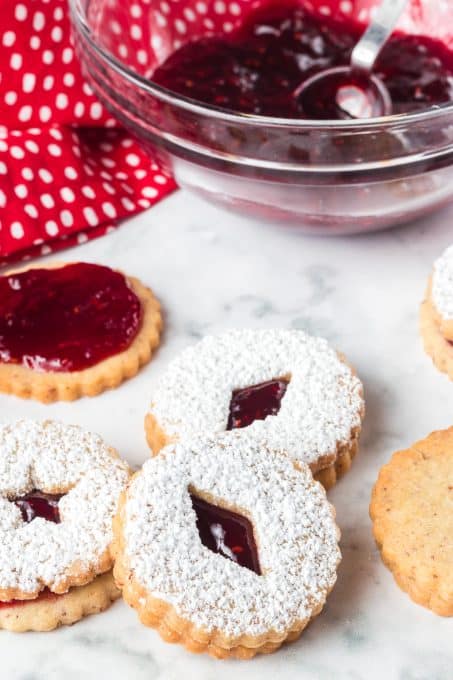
top-left (70, 0), bottom-right (453, 234)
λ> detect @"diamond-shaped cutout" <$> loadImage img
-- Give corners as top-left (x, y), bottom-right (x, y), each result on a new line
top-left (191, 494), bottom-right (261, 574)
top-left (227, 377), bottom-right (290, 430)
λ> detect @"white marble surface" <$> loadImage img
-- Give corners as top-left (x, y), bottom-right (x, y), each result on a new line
top-left (0, 191), bottom-right (452, 679)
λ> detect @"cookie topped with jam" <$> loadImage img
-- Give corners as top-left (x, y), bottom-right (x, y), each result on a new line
top-left (0, 262), bottom-right (162, 402)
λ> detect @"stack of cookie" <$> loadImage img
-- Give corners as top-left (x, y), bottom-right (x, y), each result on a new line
top-left (370, 245), bottom-right (453, 620)
top-left (0, 261), bottom-right (161, 631)
top-left (0, 260), bottom-right (367, 659)
top-left (119, 329), bottom-right (365, 658)
top-left (420, 244), bottom-right (453, 379)
top-left (0, 420), bottom-right (130, 632)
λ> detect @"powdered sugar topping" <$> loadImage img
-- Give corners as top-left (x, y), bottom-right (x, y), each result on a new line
top-left (123, 433), bottom-right (340, 637)
top-left (149, 329), bottom-right (364, 468)
top-left (432, 245), bottom-right (453, 320)
top-left (0, 420), bottom-right (129, 596)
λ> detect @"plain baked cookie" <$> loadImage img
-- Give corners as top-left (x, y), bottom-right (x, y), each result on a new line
top-left (370, 428), bottom-right (453, 617)
top-left (113, 433), bottom-right (341, 659)
top-left (0, 261), bottom-right (162, 402)
top-left (0, 572), bottom-right (120, 633)
top-left (145, 329), bottom-right (364, 490)
top-left (0, 419), bottom-right (130, 631)
top-left (420, 245), bottom-right (453, 379)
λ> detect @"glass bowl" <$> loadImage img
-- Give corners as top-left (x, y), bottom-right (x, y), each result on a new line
top-left (69, 0), bottom-right (453, 234)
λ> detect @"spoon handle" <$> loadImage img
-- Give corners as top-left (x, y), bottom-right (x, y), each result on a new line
top-left (351, 0), bottom-right (409, 75)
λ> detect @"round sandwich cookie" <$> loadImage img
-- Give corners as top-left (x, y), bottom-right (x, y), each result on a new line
top-left (370, 428), bottom-right (453, 617)
top-left (112, 433), bottom-right (341, 659)
top-left (421, 245), bottom-right (453, 379)
top-left (145, 329), bottom-right (364, 489)
top-left (0, 419), bottom-right (130, 632)
top-left (0, 261), bottom-right (162, 402)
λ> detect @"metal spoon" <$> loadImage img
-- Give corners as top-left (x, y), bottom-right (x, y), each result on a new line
top-left (296, 0), bottom-right (409, 119)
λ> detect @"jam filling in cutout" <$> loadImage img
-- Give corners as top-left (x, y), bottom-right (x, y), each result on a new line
top-left (152, 1), bottom-right (453, 118)
top-left (190, 494), bottom-right (261, 575)
top-left (227, 378), bottom-right (289, 430)
top-left (0, 492), bottom-right (64, 608)
top-left (14, 491), bottom-right (63, 524)
top-left (0, 263), bottom-right (143, 373)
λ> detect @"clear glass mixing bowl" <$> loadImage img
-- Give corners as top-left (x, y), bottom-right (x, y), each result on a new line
top-left (69, 0), bottom-right (453, 234)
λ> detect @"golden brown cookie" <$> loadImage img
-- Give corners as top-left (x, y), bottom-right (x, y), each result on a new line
top-left (113, 434), bottom-right (341, 659)
top-left (0, 420), bottom-right (130, 629)
top-left (420, 293), bottom-right (453, 380)
top-left (370, 428), bottom-right (453, 616)
top-left (0, 261), bottom-right (162, 402)
top-left (0, 571), bottom-right (120, 632)
top-left (144, 329), bottom-right (364, 491)
top-left (420, 246), bottom-right (453, 379)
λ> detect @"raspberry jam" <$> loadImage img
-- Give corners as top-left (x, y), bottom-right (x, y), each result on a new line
top-left (14, 491), bottom-right (63, 524)
top-left (0, 493), bottom-right (63, 608)
top-left (297, 69), bottom-right (390, 119)
top-left (0, 263), bottom-right (142, 373)
top-left (191, 495), bottom-right (261, 574)
top-left (153, 2), bottom-right (453, 118)
top-left (0, 589), bottom-right (58, 609)
top-left (227, 378), bottom-right (289, 430)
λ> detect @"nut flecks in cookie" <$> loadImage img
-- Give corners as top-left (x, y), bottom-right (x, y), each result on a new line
top-left (0, 263), bottom-right (142, 372)
top-left (0, 571), bottom-right (121, 632)
top-left (0, 420), bottom-right (129, 599)
top-left (370, 428), bottom-right (453, 617)
top-left (147, 329), bottom-right (364, 472)
top-left (115, 433), bottom-right (340, 644)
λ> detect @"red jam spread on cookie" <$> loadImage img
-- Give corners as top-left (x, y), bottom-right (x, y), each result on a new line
top-left (191, 495), bottom-right (261, 574)
top-left (153, 2), bottom-right (453, 118)
top-left (14, 491), bottom-right (63, 524)
top-left (227, 378), bottom-right (289, 430)
top-left (0, 263), bottom-right (142, 372)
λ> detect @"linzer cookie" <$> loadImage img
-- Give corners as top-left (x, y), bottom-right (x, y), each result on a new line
top-left (145, 329), bottom-right (364, 489)
top-left (0, 262), bottom-right (162, 402)
top-left (370, 428), bottom-right (453, 617)
top-left (112, 434), bottom-right (341, 659)
top-left (0, 419), bottom-right (130, 631)
top-left (420, 245), bottom-right (453, 379)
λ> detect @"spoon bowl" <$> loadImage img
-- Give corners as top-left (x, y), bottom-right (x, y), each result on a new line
top-left (295, 66), bottom-right (392, 119)
top-left (295, 0), bottom-right (408, 120)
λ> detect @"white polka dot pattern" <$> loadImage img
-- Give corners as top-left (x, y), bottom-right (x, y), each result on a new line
top-left (0, 0), bottom-right (175, 266)
top-left (1, 0), bottom-right (450, 264)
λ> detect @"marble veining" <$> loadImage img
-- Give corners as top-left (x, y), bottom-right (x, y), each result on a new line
top-left (0, 191), bottom-right (452, 679)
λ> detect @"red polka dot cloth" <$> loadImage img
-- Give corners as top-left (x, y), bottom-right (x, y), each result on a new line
top-left (0, 0), bottom-right (176, 266)
top-left (1, 0), bottom-right (450, 266)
